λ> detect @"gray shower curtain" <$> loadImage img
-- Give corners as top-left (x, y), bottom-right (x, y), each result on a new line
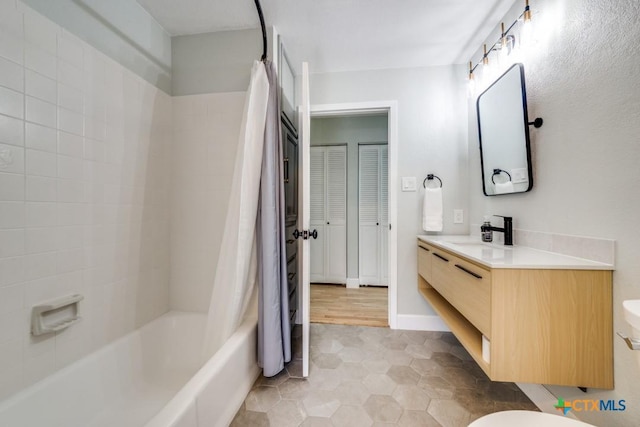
top-left (257, 60), bottom-right (291, 377)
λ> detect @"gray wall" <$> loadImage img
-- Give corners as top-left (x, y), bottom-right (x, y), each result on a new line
top-left (467, 0), bottom-right (640, 425)
top-left (311, 116), bottom-right (388, 280)
top-left (310, 65), bottom-right (469, 317)
top-left (22, 0), bottom-right (171, 93)
top-left (172, 28), bottom-right (273, 96)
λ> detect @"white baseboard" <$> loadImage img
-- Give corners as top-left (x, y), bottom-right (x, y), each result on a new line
top-left (515, 383), bottom-right (581, 420)
top-left (346, 278), bottom-right (359, 289)
top-left (395, 314), bottom-right (450, 331)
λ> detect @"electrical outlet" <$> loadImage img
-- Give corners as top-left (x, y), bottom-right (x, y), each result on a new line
top-left (453, 209), bottom-right (464, 224)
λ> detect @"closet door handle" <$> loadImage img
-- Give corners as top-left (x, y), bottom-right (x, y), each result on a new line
top-left (283, 157), bottom-right (289, 183)
top-left (433, 253), bottom-right (449, 263)
top-left (455, 264), bottom-right (483, 279)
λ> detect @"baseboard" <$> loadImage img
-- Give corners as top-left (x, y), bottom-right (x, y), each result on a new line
top-left (395, 314), bottom-right (450, 331)
top-left (346, 278), bottom-right (359, 289)
top-left (515, 383), bottom-right (580, 420)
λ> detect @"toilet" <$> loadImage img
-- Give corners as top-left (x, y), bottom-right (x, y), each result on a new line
top-left (468, 410), bottom-right (595, 427)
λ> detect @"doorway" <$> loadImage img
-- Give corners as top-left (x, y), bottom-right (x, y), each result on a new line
top-left (307, 104), bottom-right (397, 328)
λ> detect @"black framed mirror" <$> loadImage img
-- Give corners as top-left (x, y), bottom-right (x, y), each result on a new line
top-left (477, 63), bottom-right (534, 196)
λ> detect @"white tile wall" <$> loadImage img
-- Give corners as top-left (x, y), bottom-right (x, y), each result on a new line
top-left (170, 92), bottom-right (245, 312)
top-left (0, 2), bottom-right (171, 400)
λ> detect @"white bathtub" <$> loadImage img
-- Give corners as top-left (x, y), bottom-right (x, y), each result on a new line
top-left (0, 311), bottom-right (260, 427)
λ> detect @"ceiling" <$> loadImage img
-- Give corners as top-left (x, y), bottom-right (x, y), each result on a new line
top-left (136, 0), bottom-right (518, 74)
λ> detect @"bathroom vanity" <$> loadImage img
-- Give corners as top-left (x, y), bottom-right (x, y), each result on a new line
top-left (417, 235), bottom-right (614, 389)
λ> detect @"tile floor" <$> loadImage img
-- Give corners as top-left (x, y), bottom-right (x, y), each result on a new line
top-left (232, 323), bottom-right (538, 426)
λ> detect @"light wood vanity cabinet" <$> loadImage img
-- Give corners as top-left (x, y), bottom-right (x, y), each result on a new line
top-left (417, 239), bottom-right (614, 389)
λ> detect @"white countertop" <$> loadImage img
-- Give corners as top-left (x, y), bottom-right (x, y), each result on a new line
top-left (417, 235), bottom-right (614, 270)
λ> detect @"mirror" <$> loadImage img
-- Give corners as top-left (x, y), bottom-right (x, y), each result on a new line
top-left (477, 63), bottom-right (534, 196)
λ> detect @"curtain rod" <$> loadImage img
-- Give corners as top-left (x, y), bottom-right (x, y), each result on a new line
top-left (253, 0), bottom-right (267, 61)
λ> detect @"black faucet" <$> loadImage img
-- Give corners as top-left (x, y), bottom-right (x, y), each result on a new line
top-left (481, 215), bottom-right (513, 246)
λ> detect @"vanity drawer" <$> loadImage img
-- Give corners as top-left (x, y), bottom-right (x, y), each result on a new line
top-left (417, 242), bottom-right (432, 282)
top-left (430, 248), bottom-right (492, 337)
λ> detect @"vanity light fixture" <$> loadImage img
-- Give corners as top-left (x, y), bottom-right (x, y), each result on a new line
top-left (467, 0), bottom-right (535, 94)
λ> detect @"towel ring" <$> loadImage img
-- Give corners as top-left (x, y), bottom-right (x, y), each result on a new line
top-left (423, 174), bottom-right (443, 188)
top-left (491, 168), bottom-right (512, 185)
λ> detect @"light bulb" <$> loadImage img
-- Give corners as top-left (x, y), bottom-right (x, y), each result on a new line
top-left (520, 0), bottom-right (535, 49)
top-left (467, 73), bottom-right (476, 98)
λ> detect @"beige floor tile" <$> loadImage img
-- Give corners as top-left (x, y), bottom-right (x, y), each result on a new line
top-left (302, 389), bottom-right (342, 417)
top-left (331, 404), bottom-right (373, 427)
top-left (392, 384), bottom-right (431, 411)
top-left (235, 323), bottom-right (538, 426)
top-left (244, 386), bottom-right (281, 412)
top-left (267, 399), bottom-right (306, 427)
top-left (363, 395), bottom-right (403, 423)
top-left (427, 399), bottom-right (471, 427)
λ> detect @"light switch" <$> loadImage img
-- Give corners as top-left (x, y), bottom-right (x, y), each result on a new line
top-left (401, 177), bottom-right (417, 192)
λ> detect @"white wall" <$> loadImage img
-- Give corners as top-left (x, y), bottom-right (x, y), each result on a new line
top-left (169, 93), bottom-right (245, 312)
top-left (467, 0), bottom-right (640, 425)
top-left (311, 115), bottom-right (388, 281)
top-left (310, 65), bottom-right (469, 316)
top-left (0, 1), bottom-right (171, 400)
top-left (172, 28), bottom-right (272, 96)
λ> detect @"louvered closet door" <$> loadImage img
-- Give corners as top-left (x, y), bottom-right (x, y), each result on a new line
top-left (359, 145), bottom-right (388, 285)
top-left (358, 146), bottom-right (380, 284)
top-left (309, 146), bottom-right (347, 283)
top-left (325, 147), bottom-right (347, 281)
top-left (309, 147), bottom-right (326, 282)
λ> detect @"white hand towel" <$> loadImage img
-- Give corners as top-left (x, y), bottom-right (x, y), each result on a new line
top-left (422, 187), bottom-right (443, 232)
top-left (495, 181), bottom-right (514, 194)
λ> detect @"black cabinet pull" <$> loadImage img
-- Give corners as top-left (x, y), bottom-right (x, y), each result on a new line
top-left (455, 264), bottom-right (483, 279)
top-left (433, 253), bottom-right (449, 262)
top-left (419, 246), bottom-right (430, 252)
top-left (283, 157), bottom-right (289, 183)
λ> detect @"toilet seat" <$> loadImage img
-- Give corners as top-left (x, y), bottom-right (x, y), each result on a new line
top-left (469, 410), bottom-right (595, 427)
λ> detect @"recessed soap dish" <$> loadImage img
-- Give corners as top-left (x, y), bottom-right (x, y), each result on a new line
top-left (31, 294), bottom-right (84, 336)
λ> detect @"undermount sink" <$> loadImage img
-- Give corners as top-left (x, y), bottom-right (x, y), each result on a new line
top-left (446, 241), bottom-right (488, 246)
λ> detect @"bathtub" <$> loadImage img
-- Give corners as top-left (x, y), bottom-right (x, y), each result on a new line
top-left (0, 311), bottom-right (260, 427)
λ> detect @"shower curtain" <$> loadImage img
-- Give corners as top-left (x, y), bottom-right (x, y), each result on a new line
top-left (257, 61), bottom-right (291, 376)
top-left (203, 60), bottom-right (291, 377)
top-left (203, 61), bottom-right (270, 359)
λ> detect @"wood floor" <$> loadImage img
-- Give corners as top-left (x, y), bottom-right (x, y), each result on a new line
top-left (310, 284), bottom-right (388, 327)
